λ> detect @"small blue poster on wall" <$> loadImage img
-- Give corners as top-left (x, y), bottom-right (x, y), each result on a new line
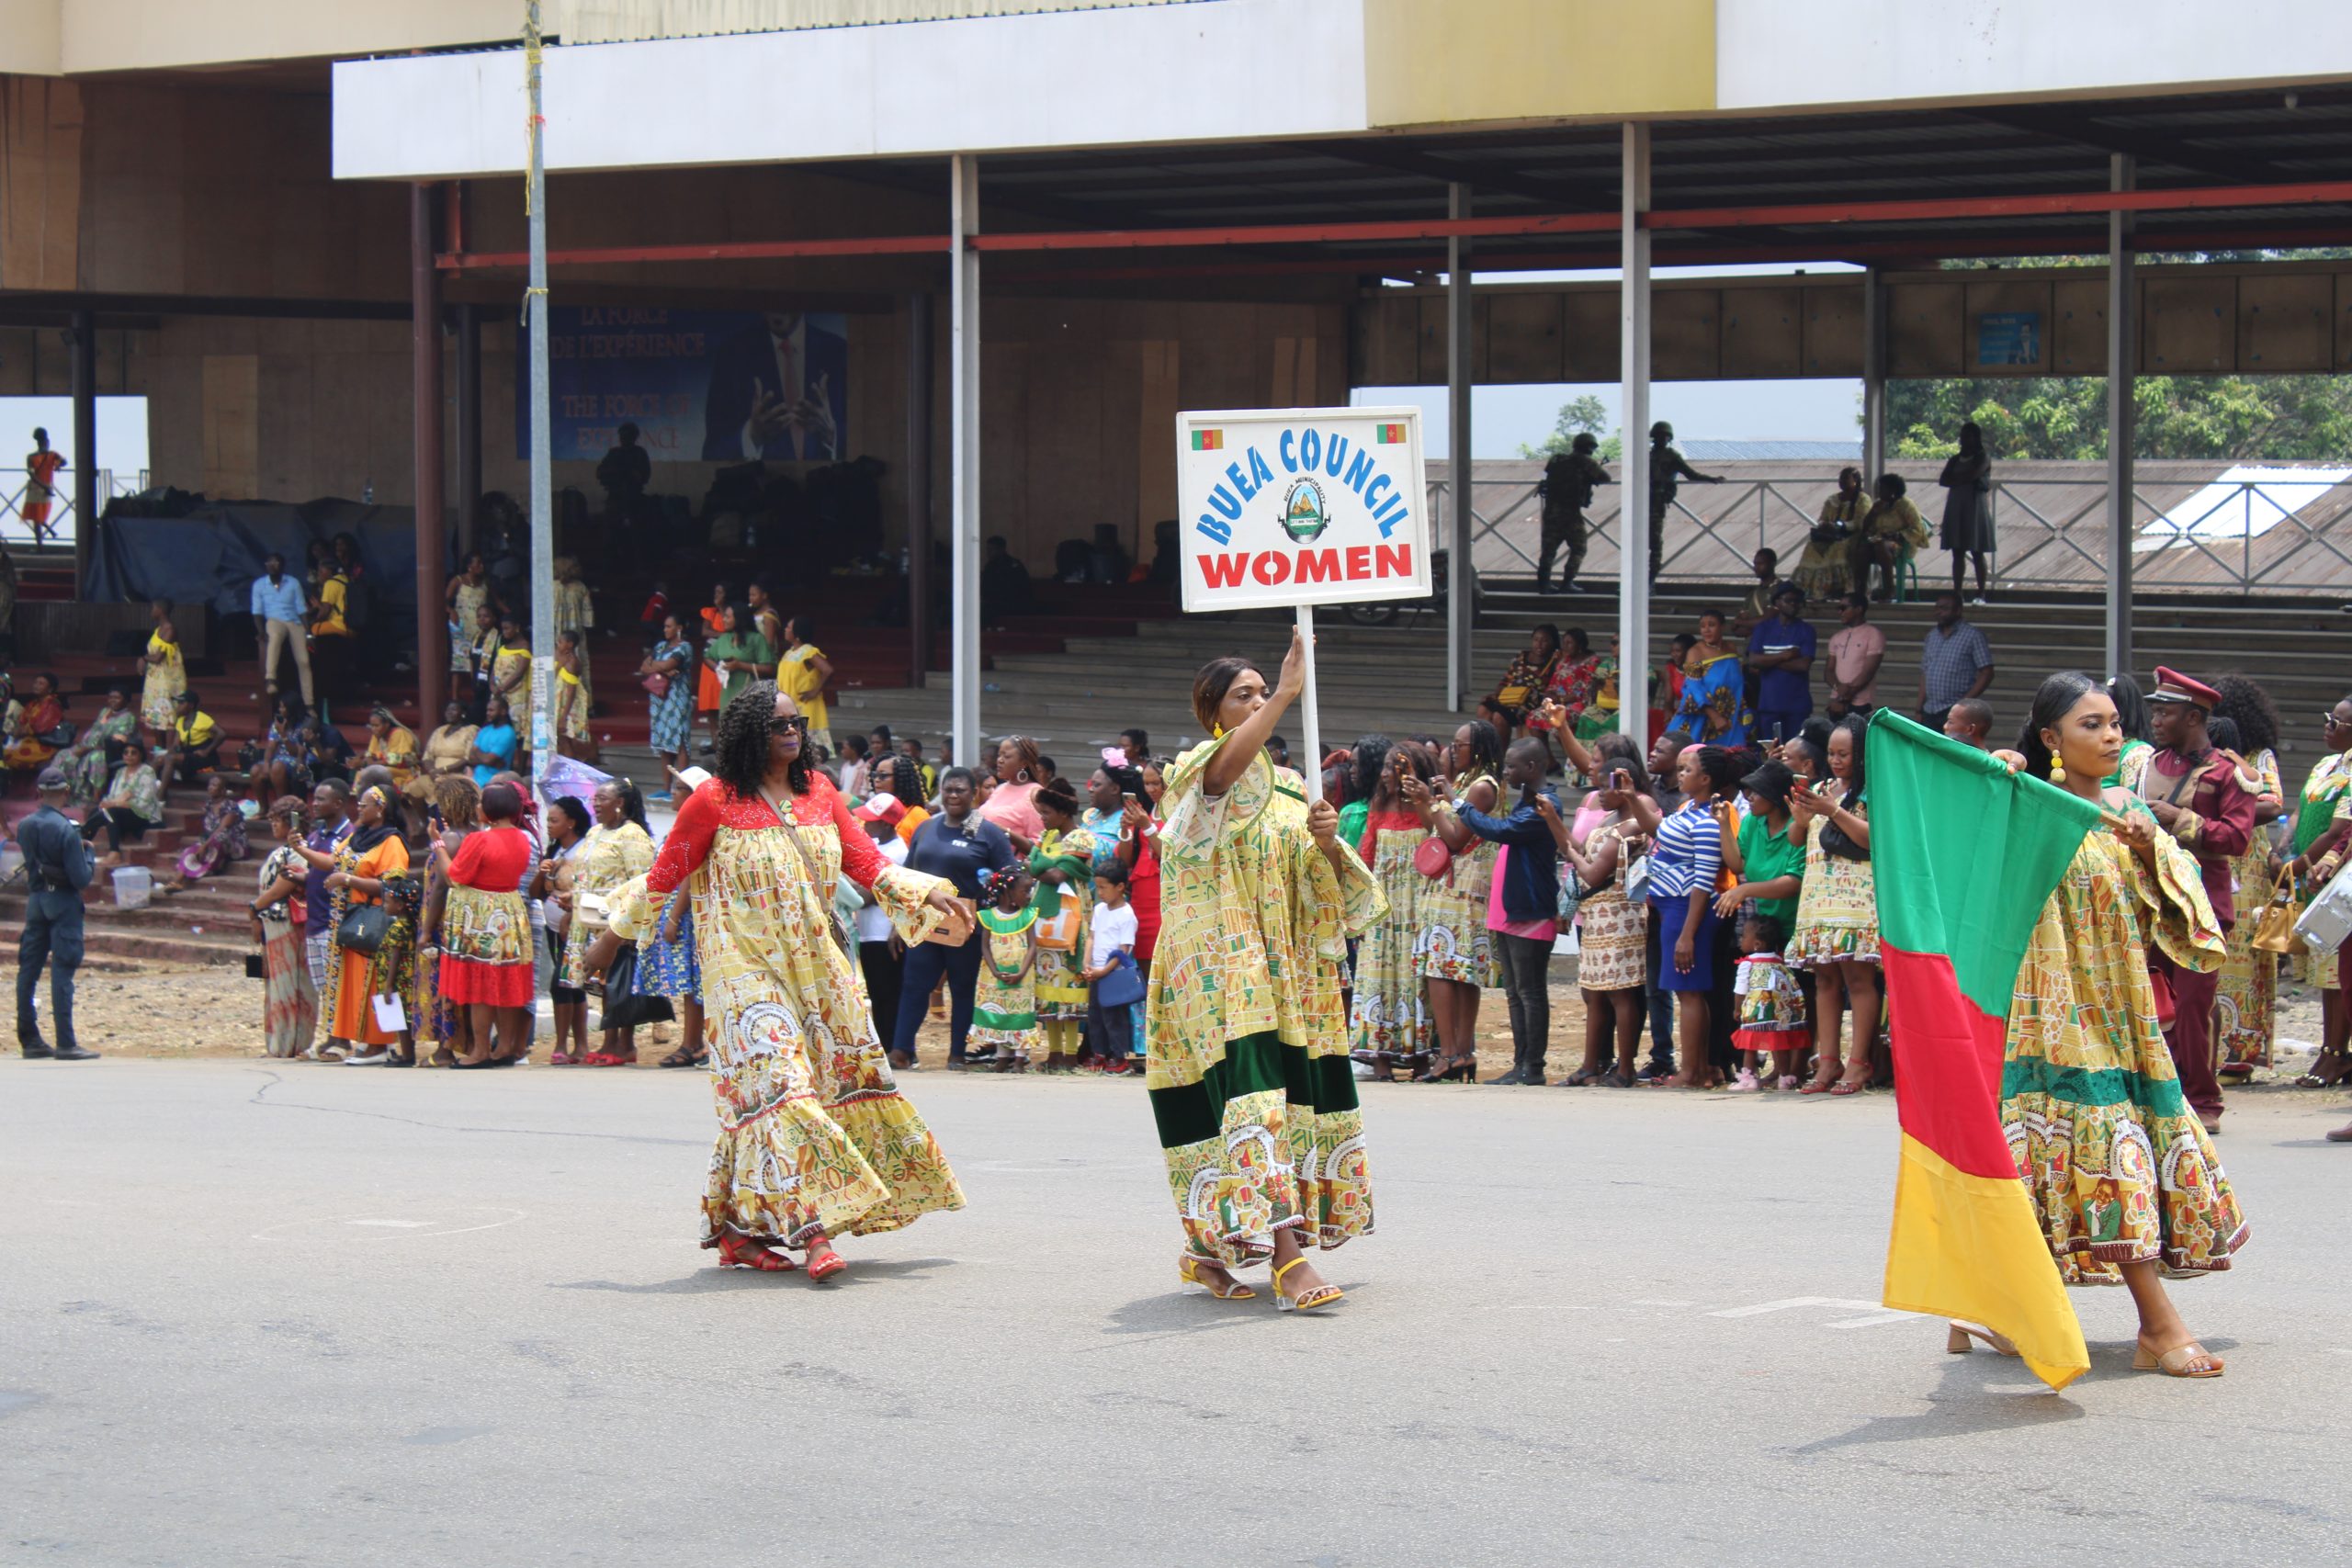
top-left (1977, 311), bottom-right (2041, 367)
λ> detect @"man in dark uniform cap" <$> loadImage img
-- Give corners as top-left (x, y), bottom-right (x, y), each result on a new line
top-left (15, 764), bottom-right (99, 1059)
top-left (2139, 667), bottom-right (2252, 1133)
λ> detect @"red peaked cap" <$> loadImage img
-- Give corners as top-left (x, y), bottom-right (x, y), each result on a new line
top-left (2145, 666), bottom-right (2221, 710)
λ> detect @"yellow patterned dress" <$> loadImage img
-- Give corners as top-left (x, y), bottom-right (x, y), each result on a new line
top-left (1349, 811), bottom-right (1432, 1055)
top-left (2291, 750), bottom-right (2352, 988)
top-left (1418, 795), bottom-right (1499, 986)
top-left (608, 774), bottom-right (964, 1248)
top-left (140, 628), bottom-right (185, 730)
top-left (557, 820), bottom-right (656, 989)
top-left (2004, 796), bottom-right (2248, 1280)
top-left (1026, 826), bottom-right (1098, 1029)
top-left (2215, 746), bottom-right (2282, 1073)
top-left (1147, 739), bottom-right (1385, 1268)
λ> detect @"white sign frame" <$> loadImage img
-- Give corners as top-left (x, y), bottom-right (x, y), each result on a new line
top-left (1174, 405), bottom-right (1431, 614)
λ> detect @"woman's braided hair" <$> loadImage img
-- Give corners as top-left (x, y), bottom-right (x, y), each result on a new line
top-left (716, 680), bottom-right (811, 799)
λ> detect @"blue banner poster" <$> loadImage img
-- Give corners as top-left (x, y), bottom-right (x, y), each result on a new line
top-left (518, 307), bottom-right (849, 463)
top-left (1976, 310), bottom-right (2041, 367)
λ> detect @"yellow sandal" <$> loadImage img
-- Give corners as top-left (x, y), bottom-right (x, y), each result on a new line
top-left (1178, 1256), bottom-right (1255, 1301)
top-left (1272, 1256), bottom-right (1344, 1314)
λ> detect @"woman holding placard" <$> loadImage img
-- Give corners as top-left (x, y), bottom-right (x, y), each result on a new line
top-left (1150, 629), bottom-right (1385, 1313)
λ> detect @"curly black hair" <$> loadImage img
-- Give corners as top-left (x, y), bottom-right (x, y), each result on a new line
top-left (2210, 672), bottom-right (2279, 758)
top-left (715, 679), bottom-right (811, 799)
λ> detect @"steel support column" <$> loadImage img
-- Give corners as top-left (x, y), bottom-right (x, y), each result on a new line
top-left (455, 302), bottom-right (481, 559)
top-left (2106, 154), bottom-right (2137, 681)
top-left (69, 307), bottom-right (94, 597)
top-left (1861, 266), bottom-right (1887, 482)
top-left (950, 155), bottom-right (982, 765)
top-left (906, 290), bottom-right (934, 688)
top-left (1619, 124), bottom-right (1652, 744)
top-left (411, 182), bottom-right (448, 728)
top-left (1446, 182), bottom-right (1475, 709)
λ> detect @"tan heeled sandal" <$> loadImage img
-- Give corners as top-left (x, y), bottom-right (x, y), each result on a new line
top-left (1178, 1256), bottom-right (1255, 1300)
top-left (1272, 1256), bottom-right (1343, 1314)
top-left (2132, 1340), bottom-right (2223, 1378)
top-left (1945, 1322), bottom-right (2020, 1357)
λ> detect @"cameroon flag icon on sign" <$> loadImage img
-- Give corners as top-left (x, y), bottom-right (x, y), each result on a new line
top-left (1375, 423), bottom-right (1408, 444)
top-left (1192, 429), bottom-right (1223, 451)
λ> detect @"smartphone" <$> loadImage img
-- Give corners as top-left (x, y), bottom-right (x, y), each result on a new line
top-left (1773, 721), bottom-right (1784, 742)
top-left (1611, 768), bottom-right (1634, 791)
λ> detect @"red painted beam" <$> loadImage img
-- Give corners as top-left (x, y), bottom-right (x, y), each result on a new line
top-left (1649, 179), bottom-right (2352, 231)
top-left (437, 234), bottom-right (952, 270)
top-left (967, 211), bottom-right (1621, 253)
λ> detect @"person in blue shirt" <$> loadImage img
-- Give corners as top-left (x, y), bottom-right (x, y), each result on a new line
top-left (15, 765), bottom-right (99, 1059)
top-left (891, 766), bottom-right (1017, 1070)
top-left (249, 551), bottom-right (315, 708)
top-left (470, 694), bottom-right (518, 786)
top-left (1745, 582), bottom-right (1816, 745)
top-left (1452, 737), bottom-right (1563, 1086)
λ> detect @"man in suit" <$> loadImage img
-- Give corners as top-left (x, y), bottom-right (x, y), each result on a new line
top-left (700, 311), bottom-right (848, 462)
top-left (16, 765), bottom-right (99, 1059)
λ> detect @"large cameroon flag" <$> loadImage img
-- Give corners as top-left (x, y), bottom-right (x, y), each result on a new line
top-left (1868, 711), bottom-right (2093, 1391)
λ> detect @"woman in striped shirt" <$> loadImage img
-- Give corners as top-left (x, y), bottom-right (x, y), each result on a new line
top-left (1647, 745), bottom-right (1745, 1089)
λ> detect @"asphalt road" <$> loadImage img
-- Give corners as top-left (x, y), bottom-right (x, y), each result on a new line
top-left (4, 1060), bottom-right (2346, 1567)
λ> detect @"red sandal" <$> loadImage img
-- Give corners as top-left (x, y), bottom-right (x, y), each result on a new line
top-left (806, 1245), bottom-right (848, 1283)
top-left (717, 1235), bottom-right (797, 1272)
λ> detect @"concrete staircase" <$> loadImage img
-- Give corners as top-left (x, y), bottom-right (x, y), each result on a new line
top-left (1, 784), bottom-right (262, 969)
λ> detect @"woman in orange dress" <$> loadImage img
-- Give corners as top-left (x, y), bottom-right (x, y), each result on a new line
top-left (695, 581), bottom-right (728, 739)
top-left (290, 782), bottom-right (413, 1064)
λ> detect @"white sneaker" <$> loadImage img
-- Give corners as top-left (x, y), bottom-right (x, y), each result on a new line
top-left (344, 1050), bottom-right (390, 1066)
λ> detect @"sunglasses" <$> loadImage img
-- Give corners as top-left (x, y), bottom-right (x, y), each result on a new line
top-left (769, 715), bottom-right (809, 736)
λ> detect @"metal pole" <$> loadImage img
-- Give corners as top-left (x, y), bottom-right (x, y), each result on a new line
top-left (1446, 181), bottom-right (1475, 710)
top-left (2105, 153), bottom-right (2136, 681)
top-left (69, 307), bottom-right (94, 595)
top-left (524, 3), bottom-right (555, 795)
top-left (411, 182), bottom-right (448, 728)
top-left (950, 154), bottom-right (982, 766)
top-left (1861, 265), bottom-right (1886, 481)
top-left (906, 291), bottom-right (934, 688)
top-left (456, 302), bottom-right (482, 559)
top-left (1295, 604), bottom-right (1322, 804)
top-left (1619, 123), bottom-right (1652, 744)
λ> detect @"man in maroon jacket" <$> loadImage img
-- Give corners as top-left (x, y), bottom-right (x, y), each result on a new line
top-left (2139, 667), bottom-right (2257, 1133)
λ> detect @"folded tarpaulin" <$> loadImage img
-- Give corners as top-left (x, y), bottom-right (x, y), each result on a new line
top-left (84, 498), bottom-right (445, 635)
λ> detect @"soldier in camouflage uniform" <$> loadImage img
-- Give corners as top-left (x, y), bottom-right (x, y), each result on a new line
top-left (1535, 433), bottom-right (1610, 594)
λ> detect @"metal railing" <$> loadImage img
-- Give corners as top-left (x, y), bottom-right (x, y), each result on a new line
top-left (1432, 466), bottom-right (2352, 596)
top-left (0, 468), bottom-right (149, 549)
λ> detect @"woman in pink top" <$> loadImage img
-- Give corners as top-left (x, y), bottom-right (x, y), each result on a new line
top-left (974, 733), bottom-right (1046, 847)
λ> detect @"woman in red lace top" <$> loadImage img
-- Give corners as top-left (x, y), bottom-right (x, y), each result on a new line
top-left (596, 681), bottom-right (971, 1281)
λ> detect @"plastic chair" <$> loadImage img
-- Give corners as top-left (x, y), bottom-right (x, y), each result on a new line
top-left (1893, 549), bottom-right (1920, 604)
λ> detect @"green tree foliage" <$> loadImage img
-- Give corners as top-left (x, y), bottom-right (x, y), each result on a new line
top-left (1888, 251), bottom-right (2352, 462)
top-left (1520, 393), bottom-right (1624, 461)
top-left (1886, 374), bottom-right (2352, 461)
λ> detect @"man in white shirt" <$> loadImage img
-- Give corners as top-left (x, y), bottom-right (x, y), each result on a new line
top-left (852, 794), bottom-right (911, 1052)
top-left (249, 552), bottom-right (315, 705)
top-left (1824, 592), bottom-right (1887, 720)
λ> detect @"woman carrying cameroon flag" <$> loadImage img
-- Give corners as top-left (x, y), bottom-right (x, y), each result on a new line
top-left (1869, 676), bottom-right (2245, 1389)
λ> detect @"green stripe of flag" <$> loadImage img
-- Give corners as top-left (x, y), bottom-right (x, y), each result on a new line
top-left (1867, 710), bottom-right (2099, 1019)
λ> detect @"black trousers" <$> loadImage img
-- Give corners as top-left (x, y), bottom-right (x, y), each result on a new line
top-left (1491, 931), bottom-right (1555, 1076)
top-left (83, 808), bottom-right (151, 853)
top-left (859, 940), bottom-right (904, 1056)
top-left (1084, 991), bottom-right (1134, 1062)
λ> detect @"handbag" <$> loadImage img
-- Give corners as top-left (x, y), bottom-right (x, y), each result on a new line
top-left (2251, 891), bottom-right (2303, 956)
top-left (334, 901), bottom-right (390, 954)
top-left (1413, 835), bottom-right (1454, 880)
top-left (922, 895), bottom-right (977, 947)
top-left (574, 890), bottom-right (612, 935)
top-left (1623, 852), bottom-right (1652, 905)
top-left (1095, 951), bottom-right (1146, 1009)
top-left (639, 672), bottom-right (671, 700)
top-left (243, 949), bottom-right (267, 981)
top-left (597, 942), bottom-right (676, 1030)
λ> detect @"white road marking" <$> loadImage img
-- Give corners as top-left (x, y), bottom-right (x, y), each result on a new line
top-left (1711, 1296), bottom-right (1919, 1328)
top-left (347, 1219), bottom-right (433, 1228)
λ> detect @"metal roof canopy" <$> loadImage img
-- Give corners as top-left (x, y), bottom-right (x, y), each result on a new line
top-left (435, 82), bottom-right (2352, 282)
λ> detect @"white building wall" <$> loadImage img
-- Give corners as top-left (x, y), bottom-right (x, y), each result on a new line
top-left (333, 0), bottom-right (1368, 179)
top-left (1717, 0), bottom-right (2352, 110)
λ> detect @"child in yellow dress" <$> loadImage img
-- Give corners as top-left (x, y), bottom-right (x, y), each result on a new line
top-left (969, 868), bottom-right (1042, 1073)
